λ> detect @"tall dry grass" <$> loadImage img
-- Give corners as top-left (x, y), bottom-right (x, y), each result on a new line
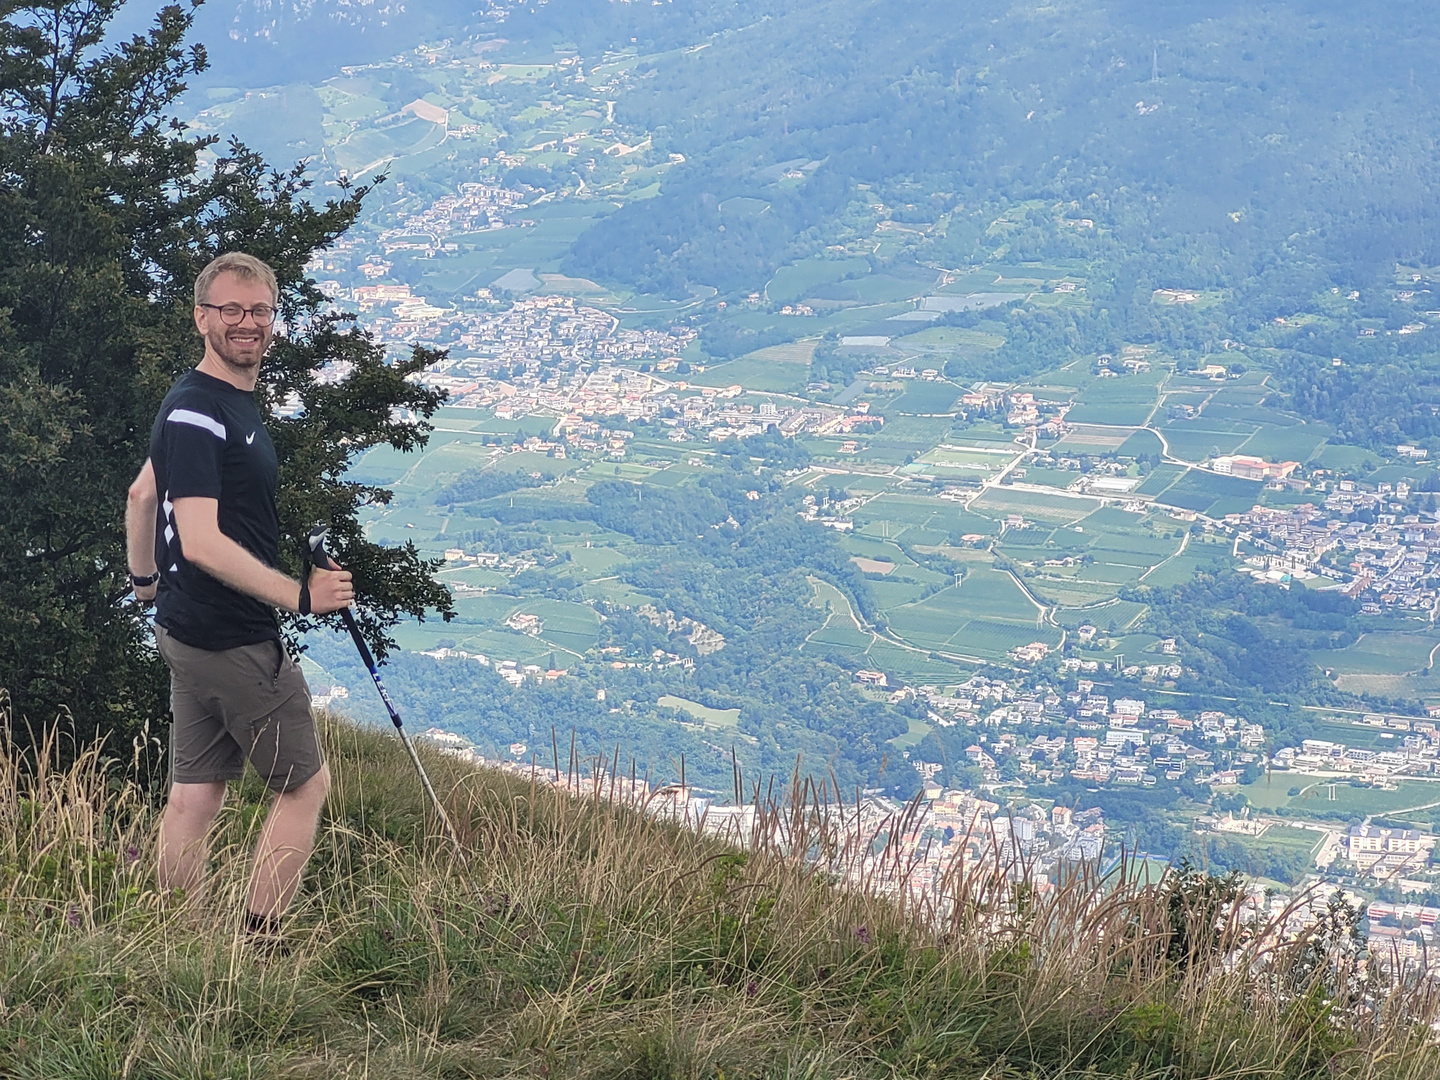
top-left (0, 689), bottom-right (1437, 1078)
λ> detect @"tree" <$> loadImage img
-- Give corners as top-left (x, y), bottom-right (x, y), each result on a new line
top-left (0, 2), bottom-right (452, 764)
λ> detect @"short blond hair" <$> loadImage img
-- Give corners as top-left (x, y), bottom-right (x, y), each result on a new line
top-left (194, 252), bottom-right (278, 308)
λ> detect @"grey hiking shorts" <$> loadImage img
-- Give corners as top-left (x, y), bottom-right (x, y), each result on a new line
top-left (155, 625), bottom-right (323, 793)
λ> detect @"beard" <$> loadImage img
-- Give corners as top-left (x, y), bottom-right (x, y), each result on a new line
top-left (206, 323), bottom-right (268, 372)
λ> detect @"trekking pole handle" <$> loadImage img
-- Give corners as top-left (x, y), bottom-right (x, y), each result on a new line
top-left (306, 524), bottom-right (381, 674)
top-left (307, 524), bottom-right (338, 572)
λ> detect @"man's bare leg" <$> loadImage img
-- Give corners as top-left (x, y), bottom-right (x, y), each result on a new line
top-left (246, 763), bottom-right (331, 921)
top-left (159, 780), bottom-right (228, 898)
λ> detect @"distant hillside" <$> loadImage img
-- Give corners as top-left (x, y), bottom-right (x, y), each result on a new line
top-left (532, 1), bottom-right (1440, 294)
top-left (502, 0), bottom-right (1440, 444)
top-left (115, 0), bottom-right (509, 85)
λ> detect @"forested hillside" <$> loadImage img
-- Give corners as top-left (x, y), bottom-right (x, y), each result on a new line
top-left (499, 0), bottom-right (1440, 443)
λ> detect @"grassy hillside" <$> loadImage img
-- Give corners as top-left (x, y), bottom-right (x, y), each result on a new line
top-left (2, 696), bottom-right (1438, 1077)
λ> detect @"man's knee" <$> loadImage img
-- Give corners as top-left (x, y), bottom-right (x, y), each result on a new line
top-left (286, 761), bottom-right (330, 806)
top-left (166, 780), bottom-right (227, 822)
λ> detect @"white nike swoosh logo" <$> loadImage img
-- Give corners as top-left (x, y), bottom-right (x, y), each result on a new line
top-left (246, 432), bottom-right (256, 445)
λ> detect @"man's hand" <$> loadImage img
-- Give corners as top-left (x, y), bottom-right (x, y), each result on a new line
top-left (307, 565), bottom-right (354, 615)
top-left (171, 496), bottom-right (354, 615)
top-left (133, 580), bottom-right (159, 606)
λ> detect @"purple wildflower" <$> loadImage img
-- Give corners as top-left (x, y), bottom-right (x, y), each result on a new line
top-left (856, 925), bottom-right (872, 944)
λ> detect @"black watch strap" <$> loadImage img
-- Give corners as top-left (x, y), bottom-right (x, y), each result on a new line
top-left (130, 571), bottom-right (159, 588)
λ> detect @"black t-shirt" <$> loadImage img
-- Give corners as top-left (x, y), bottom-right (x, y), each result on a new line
top-left (149, 368), bottom-right (281, 650)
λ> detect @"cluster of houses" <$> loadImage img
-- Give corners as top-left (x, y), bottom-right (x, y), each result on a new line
top-left (442, 546), bottom-right (538, 580)
top-left (1365, 897), bottom-right (1440, 964)
top-left (1270, 714), bottom-right (1440, 780)
top-left (338, 288), bottom-right (698, 371)
top-left (800, 491), bottom-right (867, 531)
top-left (397, 347), bottom-right (879, 446)
top-left (374, 181), bottom-right (529, 255)
top-left (413, 646), bottom-right (568, 687)
top-left (949, 387), bottom-right (1071, 437)
top-left (893, 678), bottom-right (1264, 791)
top-left (1227, 500), bottom-right (1440, 613)
top-left (855, 793), bottom-right (1112, 904)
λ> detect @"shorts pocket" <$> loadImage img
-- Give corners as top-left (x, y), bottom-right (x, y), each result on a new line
top-left (240, 640), bottom-right (284, 685)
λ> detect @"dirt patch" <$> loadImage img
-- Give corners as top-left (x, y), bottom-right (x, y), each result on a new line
top-left (851, 556), bottom-right (897, 575)
top-left (1059, 425), bottom-right (1133, 449)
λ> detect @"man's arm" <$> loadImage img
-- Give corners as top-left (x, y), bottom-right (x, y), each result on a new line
top-left (170, 496), bottom-right (353, 614)
top-left (126, 459), bottom-right (160, 603)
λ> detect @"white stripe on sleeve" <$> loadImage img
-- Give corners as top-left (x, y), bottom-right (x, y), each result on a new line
top-left (166, 408), bottom-right (226, 440)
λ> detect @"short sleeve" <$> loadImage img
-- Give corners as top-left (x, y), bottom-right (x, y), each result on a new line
top-left (161, 405), bottom-right (226, 499)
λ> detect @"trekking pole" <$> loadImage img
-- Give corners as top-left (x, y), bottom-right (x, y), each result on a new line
top-left (307, 525), bottom-right (465, 860)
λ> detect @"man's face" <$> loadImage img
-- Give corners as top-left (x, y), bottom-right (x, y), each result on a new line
top-left (194, 272), bottom-right (276, 373)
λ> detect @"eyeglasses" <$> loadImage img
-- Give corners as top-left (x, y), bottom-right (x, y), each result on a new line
top-left (200, 302), bottom-right (277, 327)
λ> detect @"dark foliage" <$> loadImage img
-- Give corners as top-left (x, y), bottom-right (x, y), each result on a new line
top-left (0, 2), bottom-right (451, 762)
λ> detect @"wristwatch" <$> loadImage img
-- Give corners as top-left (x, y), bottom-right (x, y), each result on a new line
top-left (130, 571), bottom-right (159, 588)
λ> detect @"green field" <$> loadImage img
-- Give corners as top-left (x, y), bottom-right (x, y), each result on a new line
top-left (805, 576), bottom-right (869, 637)
top-left (972, 488), bottom-right (1094, 524)
top-left (921, 446), bottom-right (1018, 468)
top-left (890, 381), bottom-right (961, 413)
top-left (883, 570), bottom-right (1056, 660)
top-left (1232, 427), bottom-right (1326, 462)
top-left (766, 256), bottom-right (870, 304)
top-left (1065, 402), bottom-right (1152, 425)
top-left (689, 342), bottom-right (814, 392)
top-left (1241, 778), bottom-right (1440, 819)
top-left (658, 695), bottom-right (741, 729)
top-left (1140, 551), bottom-right (1221, 587)
top-left (1018, 467), bottom-right (1082, 489)
top-left (1152, 470), bottom-right (1262, 513)
top-left (1321, 632), bottom-right (1440, 684)
top-left (1160, 428), bottom-right (1254, 460)
top-left (898, 326), bottom-right (1007, 351)
top-left (1119, 464), bottom-right (1179, 494)
top-left (851, 494), bottom-right (973, 538)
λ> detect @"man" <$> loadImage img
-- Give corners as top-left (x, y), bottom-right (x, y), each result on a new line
top-left (126, 252), bottom-right (353, 938)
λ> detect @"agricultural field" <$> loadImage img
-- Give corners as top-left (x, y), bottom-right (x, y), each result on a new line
top-left (690, 342), bottom-right (815, 393)
top-left (1239, 777), bottom-right (1440, 820)
top-left (890, 380), bottom-right (962, 414)
top-left (1064, 370), bottom-right (1165, 426)
top-left (880, 570), bottom-right (1057, 662)
top-left (1146, 470), bottom-right (1263, 515)
top-left (973, 488), bottom-right (1091, 524)
top-left (765, 257), bottom-right (871, 305)
top-left (1313, 632), bottom-right (1440, 701)
top-left (658, 695), bottom-right (742, 730)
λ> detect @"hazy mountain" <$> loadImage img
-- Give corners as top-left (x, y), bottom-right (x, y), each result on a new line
top-left (115, 0), bottom-right (509, 85)
top-left (539, 0), bottom-right (1440, 297)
